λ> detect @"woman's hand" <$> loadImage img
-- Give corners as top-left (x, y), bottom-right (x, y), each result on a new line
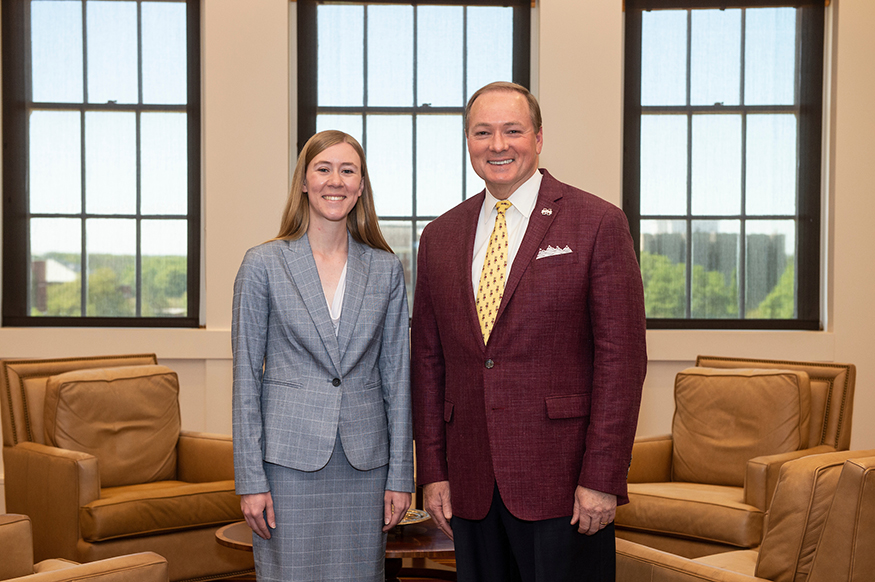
top-left (241, 492), bottom-right (276, 540)
top-left (382, 490), bottom-right (412, 532)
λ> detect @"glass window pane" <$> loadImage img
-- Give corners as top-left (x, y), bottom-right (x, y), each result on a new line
top-left (141, 112), bottom-right (187, 215)
top-left (85, 111), bottom-right (136, 214)
top-left (746, 114), bottom-right (797, 216)
top-left (142, 1), bottom-right (187, 105)
top-left (367, 5), bottom-right (413, 107)
top-left (30, 218), bottom-right (82, 316)
top-left (316, 115), bottom-right (364, 145)
top-left (317, 5), bottom-right (364, 107)
top-left (641, 10), bottom-right (687, 106)
top-left (466, 7), bottom-right (513, 101)
top-left (142, 219), bottom-right (188, 317)
top-left (745, 8), bottom-right (796, 106)
top-left (640, 220), bottom-right (687, 318)
top-left (691, 9), bottom-right (741, 106)
top-left (30, 111), bottom-right (82, 214)
top-left (379, 220), bottom-right (414, 308)
top-left (745, 220), bottom-right (796, 319)
top-left (641, 114), bottom-right (688, 216)
top-left (417, 115), bottom-right (464, 217)
top-left (367, 115), bottom-right (412, 216)
top-left (86, 218), bottom-right (136, 316)
top-left (87, 1), bottom-right (138, 104)
top-left (31, 0), bottom-right (84, 103)
top-left (691, 220), bottom-right (739, 318)
top-left (692, 114), bottom-right (741, 216)
top-left (418, 6), bottom-right (463, 107)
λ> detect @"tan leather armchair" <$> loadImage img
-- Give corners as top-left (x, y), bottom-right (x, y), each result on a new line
top-left (616, 356), bottom-right (855, 557)
top-left (1, 355), bottom-right (254, 582)
top-left (617, 451), bottom-right (875, 582)
top-left (1, 513), bottom-right (169, 582)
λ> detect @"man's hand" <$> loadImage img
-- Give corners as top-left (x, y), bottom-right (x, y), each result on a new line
top-left (383, 490), bottom-right (413, 532)
top-left (570, 486), bottom-right (616, 535)
top-left (423, 481), bottom-right (454, 539)
top-left (241, 492), bottom-right (276, 540)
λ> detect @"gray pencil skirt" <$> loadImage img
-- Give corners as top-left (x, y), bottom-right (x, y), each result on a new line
top-left (253, 436), bottom-right (389, 582)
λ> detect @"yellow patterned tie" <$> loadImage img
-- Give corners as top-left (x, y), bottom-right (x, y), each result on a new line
top-left (476, 200), bottom-right (512, 344)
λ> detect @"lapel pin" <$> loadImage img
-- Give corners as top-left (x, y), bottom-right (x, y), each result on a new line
top-left (541, 208), bottom-right (553, 216)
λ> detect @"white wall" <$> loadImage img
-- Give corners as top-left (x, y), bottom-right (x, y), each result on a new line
top-left (2, 0), bottom-right (874, 512)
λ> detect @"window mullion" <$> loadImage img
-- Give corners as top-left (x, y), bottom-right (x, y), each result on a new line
top-left (462, 6), bottom-right (469, 205)
top-left (739, 8), bottom-right (747, 319)
top-left (412, 5), bottom-right (419, 231)
top-left (136, 0), bottom-right (144, 317)
top-left (684, 9), bottom-right (692, 320)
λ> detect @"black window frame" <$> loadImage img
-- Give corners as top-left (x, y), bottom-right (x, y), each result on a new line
top-left (623, 0), bottom-right (824, 330)
top-left (297, 0), bottom-right (531, 294)
top-left (2, 0), bottom-right (201, 328)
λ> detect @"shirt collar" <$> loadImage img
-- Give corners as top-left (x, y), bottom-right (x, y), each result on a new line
top-left (483, 169), bottom-right (543, 220)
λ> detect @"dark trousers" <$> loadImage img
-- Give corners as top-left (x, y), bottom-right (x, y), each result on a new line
top-left (451, 484), bottom-right (615, 582)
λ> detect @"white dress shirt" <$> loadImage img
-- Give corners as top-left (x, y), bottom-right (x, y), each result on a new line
top-left (471, 170), bottom-right (543, 298)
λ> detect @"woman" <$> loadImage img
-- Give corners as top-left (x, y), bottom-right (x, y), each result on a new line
top-left (232, 130), bottom-right (413, 581)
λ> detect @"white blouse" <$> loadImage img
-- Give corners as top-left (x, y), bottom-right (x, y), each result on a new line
top-left (328, 260), bottom-right (348, 335)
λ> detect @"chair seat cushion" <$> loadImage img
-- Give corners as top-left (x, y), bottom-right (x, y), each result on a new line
top-left (619, 482), bottom-right (764, 549)
top-left (80, 480), bottom-right (241, 542)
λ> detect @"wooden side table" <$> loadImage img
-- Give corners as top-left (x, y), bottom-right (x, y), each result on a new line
top-left (216, 519), bottom-right (455, 581)
top-left (215, 521), bottom-right (255, 552)
top-left (386, 519), bottom-right (456, 581)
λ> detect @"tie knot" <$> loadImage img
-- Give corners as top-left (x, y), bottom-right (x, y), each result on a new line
top-left (495, 200), bottom-right (512, 215)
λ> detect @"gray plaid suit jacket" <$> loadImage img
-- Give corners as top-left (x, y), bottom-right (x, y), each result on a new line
top-left (232, 233), bottom-right (413, 496)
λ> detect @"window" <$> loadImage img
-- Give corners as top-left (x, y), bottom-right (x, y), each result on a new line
top-left (2, 0), bottom-right (200, 327)
top-left (297, 0), bottom-right (531, 305)
top-left (623, 0), bottom-right (823, 329)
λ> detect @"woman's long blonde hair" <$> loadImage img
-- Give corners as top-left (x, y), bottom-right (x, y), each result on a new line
top-left (275, 130), bottom-right (392, 254)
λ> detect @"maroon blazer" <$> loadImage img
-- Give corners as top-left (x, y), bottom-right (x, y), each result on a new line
top-left (411, 169), bottom-right (647, 522)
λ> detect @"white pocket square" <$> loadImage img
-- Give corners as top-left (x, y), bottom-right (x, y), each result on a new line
top-left (536, 245), bottom-right (573, 259)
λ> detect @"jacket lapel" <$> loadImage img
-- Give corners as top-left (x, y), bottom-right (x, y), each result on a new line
top-left (336, 234), bottom-right (369, 359)
top-left (281, 234), bottom-right (343, 376)
top-left (495, 172), bottom-right (562, 324)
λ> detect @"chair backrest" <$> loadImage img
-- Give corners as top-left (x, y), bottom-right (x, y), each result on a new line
top-left (808, 455), bottom-right (875, 582)
top-left (671, 367), bottom-right (812, 487)
top-left (696, 356), bottom-right (855, 451)
top-left (754, 449), bottom-right (875, 582)
top-left (1, 354), bottom-right (157, 448)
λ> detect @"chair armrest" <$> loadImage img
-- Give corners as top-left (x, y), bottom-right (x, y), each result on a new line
top-left (744, 445), bottom-right (835, 510)
top-left (617, 538), bottom-right (768, 582)
top-left (176, 431), bottom-right (235, 482)
top-left (14, 552), bottom-right (168, 582)
top-left (3, 442), bottom-right (100, 562)
top-left (0, 513), bottom-right (36, 579)
top-left (627, 434), bottom-right (673, 483)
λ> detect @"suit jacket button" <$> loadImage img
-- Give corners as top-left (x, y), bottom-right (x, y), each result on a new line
top-left (332, 378), bottom-right (341, 386)
top-left (485, 359), bottom-right (494, 369)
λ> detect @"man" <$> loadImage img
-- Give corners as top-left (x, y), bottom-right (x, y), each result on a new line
top-left (411, 82), bottom-right (647, 582)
